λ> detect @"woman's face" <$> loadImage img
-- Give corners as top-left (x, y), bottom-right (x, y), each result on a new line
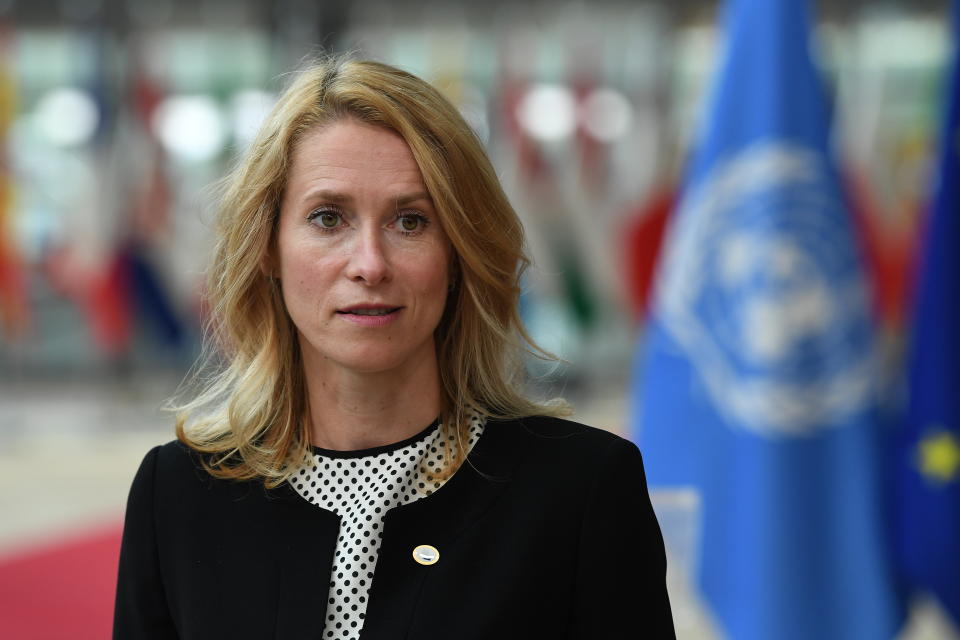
top-left (274, 118), bottom-right (452, 378)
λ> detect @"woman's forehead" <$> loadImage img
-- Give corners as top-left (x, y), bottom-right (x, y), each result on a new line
top-left (286, 120), bottom-right (429, 199)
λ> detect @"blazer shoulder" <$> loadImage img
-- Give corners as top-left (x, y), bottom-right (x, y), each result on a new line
top-left (141, 438), bottom-right (223, 497)
top-left (154, 438), bottom-right (202, 471)
top-left (499, 414), bottom-right (630, 446)
top-left (149, 439), bottom-right (301, 504)
top-left (486, 414), bottom-right (639, 468)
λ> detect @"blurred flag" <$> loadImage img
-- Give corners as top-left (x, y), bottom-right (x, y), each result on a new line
top-left (622, 187), bottom-right (674, 321)
top-left (0, 185), bottom-right (29, 340)
top-left (631, 1), bottom-right (903, 638)
top-left (0, 26), bottom-right (29, 341)
top-left (124, 56), bottom-right (186, 352)
top-left (844, 169), bottom-right (917, 332)
top-left (84, 26), bottom-right (133, 357)
top-left (892, 1), bottom-right (960, 625)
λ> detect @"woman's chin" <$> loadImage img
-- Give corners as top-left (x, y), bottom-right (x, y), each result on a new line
top-left (318, 350), bottom-right (423, 377)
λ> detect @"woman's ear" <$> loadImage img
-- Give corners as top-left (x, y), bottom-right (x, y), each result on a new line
top-left (260, 240), bottom-right (278, 280)
top-left (259, 256), bottom-right (275, 279)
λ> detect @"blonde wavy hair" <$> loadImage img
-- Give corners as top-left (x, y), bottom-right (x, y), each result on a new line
top-left (173, 56), bottom-right (569, 487)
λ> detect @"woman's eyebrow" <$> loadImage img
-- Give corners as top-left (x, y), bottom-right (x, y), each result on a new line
top-left (395, 192), bottom-right (433, 207)
top-left (299, 190), bottom-right (431, 207)
top-left (302, 189), bottom-right (351, 204)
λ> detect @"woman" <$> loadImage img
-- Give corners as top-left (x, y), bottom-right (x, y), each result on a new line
top-left (113, 57), bottom-right (675, 640)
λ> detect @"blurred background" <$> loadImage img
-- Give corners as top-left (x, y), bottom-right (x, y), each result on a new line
top-left (0, 0), bottom-right (956, 638)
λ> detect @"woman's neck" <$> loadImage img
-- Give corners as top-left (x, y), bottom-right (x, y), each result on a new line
top-left (300, 349), bottom-right (443, 452)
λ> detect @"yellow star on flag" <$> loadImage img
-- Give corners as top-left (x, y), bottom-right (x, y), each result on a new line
top-left (916, 428), bottom-right (960, 485)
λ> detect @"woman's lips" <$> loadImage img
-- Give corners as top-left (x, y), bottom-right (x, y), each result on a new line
top-left (336, 306), bottom-right (403, 327)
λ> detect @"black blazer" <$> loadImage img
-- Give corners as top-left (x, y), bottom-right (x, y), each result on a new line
top-left (113, 416), bottom-right (675, 639)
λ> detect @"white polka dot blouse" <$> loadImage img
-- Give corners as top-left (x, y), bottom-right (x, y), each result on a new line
top-left (289, 414), bottom-right (485, 640)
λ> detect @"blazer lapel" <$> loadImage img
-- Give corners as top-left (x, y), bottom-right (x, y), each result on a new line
top-left (266, 482), bottom-right (342, 640)
top-left (359, 419), bottom-right (523, 639)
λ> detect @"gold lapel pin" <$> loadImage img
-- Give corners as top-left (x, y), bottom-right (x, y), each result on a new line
top-left (412, 544), bottom-right (439, 566)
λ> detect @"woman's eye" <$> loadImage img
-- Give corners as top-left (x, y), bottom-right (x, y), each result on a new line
top-left (398, 213), bottom-right (428, 233)
top-left (309, 210), bottom-right (342, 230)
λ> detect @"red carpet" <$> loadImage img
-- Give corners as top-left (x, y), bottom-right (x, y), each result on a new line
top-left (0, 523), bottom-right (123, 640)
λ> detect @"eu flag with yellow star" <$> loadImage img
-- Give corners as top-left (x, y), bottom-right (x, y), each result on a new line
top-left (893, 0), bottom-right (960, 625)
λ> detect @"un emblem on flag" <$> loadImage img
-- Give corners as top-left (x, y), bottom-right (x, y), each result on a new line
top-left (655, 142), bottom-right (875, 436)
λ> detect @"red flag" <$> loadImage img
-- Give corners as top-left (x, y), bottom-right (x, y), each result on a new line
top-left (844, 168), bottom-right (918, 329)
top-left (621, 186), bottom-right (675, 321)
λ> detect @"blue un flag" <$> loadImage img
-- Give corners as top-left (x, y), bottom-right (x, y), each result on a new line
top-left (631, 0), bottom-right (903, 638)
top-left (892, 0), bottom-right (960, 626)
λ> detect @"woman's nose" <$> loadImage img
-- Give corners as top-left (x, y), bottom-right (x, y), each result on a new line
top-left (345, 230), bottom-right (391, 285)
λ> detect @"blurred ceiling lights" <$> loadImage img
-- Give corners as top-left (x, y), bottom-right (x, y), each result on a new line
top-left (581, 88), bottom-right (634, 142)
top-left (151, 94), bottom-right (225, 162)
top-left (229, 88), bottom-right (275, 150)
top-left (32, 87), bottom-right (99, 147)
top-left (517, 83), bottom-right (634, 143)
top-left (516, 83), bottom-right (577, 142)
